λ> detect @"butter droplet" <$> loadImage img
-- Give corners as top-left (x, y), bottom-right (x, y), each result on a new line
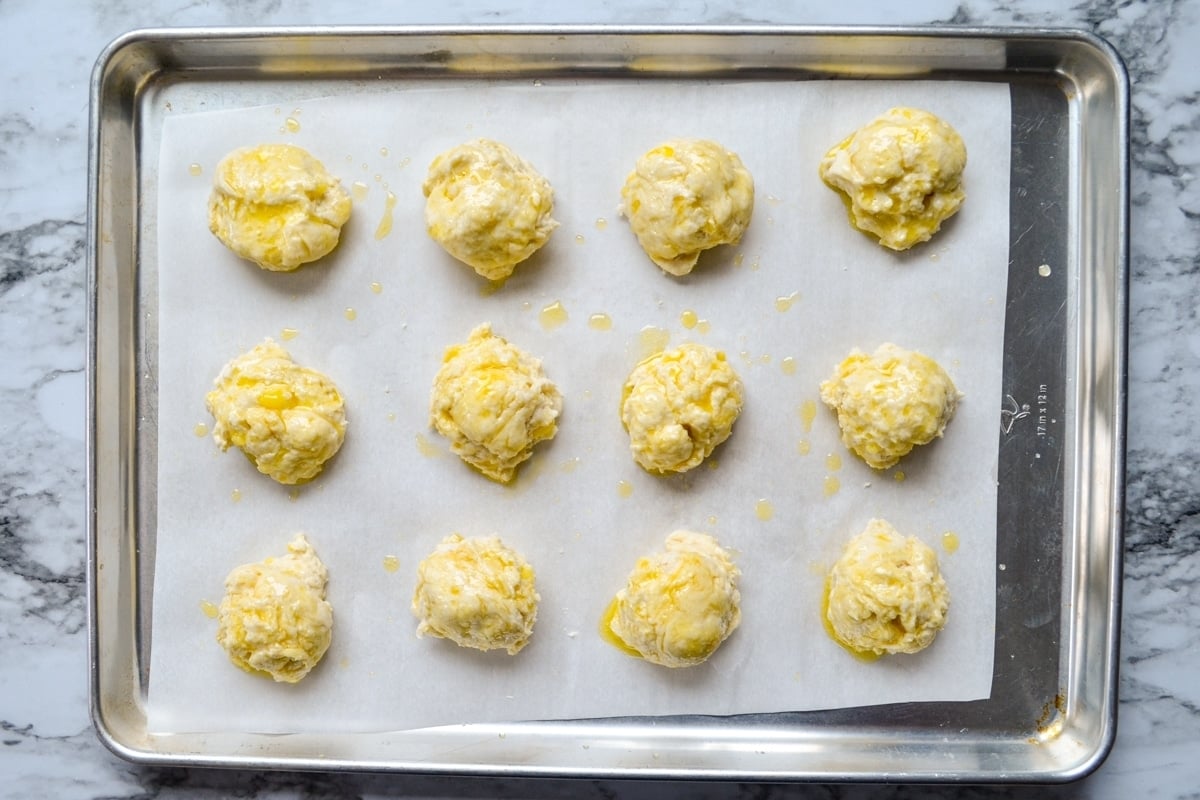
top-left (775, 291), bottom-right (800, 312)
top-left (200, 601), bottom-right (219, 619)
top-left (284, 117), bottom-right (301, 133)
top-left (894, 470), bottom-right (906, 483)
top-left (680, 309), bottom-right (698, 329)
top-left (280, 327), bottom-right (299, 341)
top-left (289, 489), bottom-right (300, 502)
top-left (797, 439), bottom-right (811, 455)
top-left (733, 253), bottom-right (745, 267)
top-left (800, 399), bottom-right (817, 433)
top-left (561, 457), bottom-right (581, 474)
top-left (823, 475), bottom-right (840, 496)
top-left (594, 217), bottom-right (608, 230)
top-left (695, 319), bottom-right (711, 335)
top-left (382, 555), bottom-right (400, 573)
top-left (231, 489), bottom-right (242, 503)
top-left (416, 434), bottom-right (443, 457)
top-left (617, 480), bottom-right (634, 499)
top-left (1038, 264), bottom-right (1052, 277)
top-left (188, 163), bottom-right (202, 176)
top-left (825, 452), bottom-right (842, 472)
top-left (755, 499), bottom-right (774, 521)
top-left (575, 233), bottom-right (586, 244)
top-left (344, 307), bottom-right (357, 321)
top-left (588, 312), bottom-right (613, 331)
top-left (942, 532), bottom-right (960, 553)
top-left (637, 326), bottom-right (670, 359)
top-left (386, 412), bottom-right (396, 422)
top-left (193, 422), bottom-right (209, 437)
top-left (351, 181), bottom-right (369, 202)
top-left (781, 356), bottom-right (797, 375)
top-left (379, 146), bottom-right (390, 158)
top-left (539, 300), bottom-right (568, 330)
top-left (370, 281), bottom-right (383, 294)
top-left (480, 279), bottom-right (507, 297)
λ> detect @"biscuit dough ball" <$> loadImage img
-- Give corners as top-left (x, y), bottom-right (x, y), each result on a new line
top-left (620, 343), bottom-right (744, 474)
top-left (216, 534), bottom-right (333, 683)
top-left (422, 138), bottom-right (558, 280)
top-left (206, 339), bottom-right (347, 485)
top-left (620, 138), bottom-right (755, 276)
top-left (412, 534), bottom-right (540, 655)
top-left (819, 107), bottom-right (966, 251)
top-left (819, 342), bottom-right (959, 470)
top-left (606, 531), bottom-right (741, 668)
top-left (208, 144), bottom-right (352, 271)
top-left (430, 324), bottom-right (562, 483)
top-left (825, 519), bottom-right (949, 656)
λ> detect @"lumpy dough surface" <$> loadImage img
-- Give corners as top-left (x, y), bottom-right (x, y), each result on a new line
top-left (818, 107), bottom-right (966, 251)
top-left (412, 534), bottom-right (539, 655)
top-left (621, 343), bottom-right (744, 474)
top-left (825, 519), bottom-right (949, 656)
top-left (422, 138), bottom-right (558, 280)
top-left (216, 534), bottom-right (333, 683)
top-left (430, 324), bottom-right (562, 483)
top-left (607, 530), bottom-right (741, 668)
top-left (818, 342), bottom-right (959, 470)
top-left (620, 138), bottom-right (754, 275)
top-left (206, 339), bottom-right (347, 485)
top-left (208, 143), bottom-right (352, 271)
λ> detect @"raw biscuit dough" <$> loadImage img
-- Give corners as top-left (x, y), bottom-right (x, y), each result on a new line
top-left (423, 138), bottom-right (558, 280)
top-left (412, 534), bottom-right (540, 655)
top-left (824, 518), bottom-right (949, 656)
top-left (620, 343), bottom-right (744, 474)
top-left (206, 339), bottom-right (347, 485)
top-left (620, 138), bottom-right (754, 275)
top-left (430, 324), bottom-right (562, 483)
top-left (208, 143), bottom-right (352, 271)
top-left (605, 530), bottom-right (741, 668)
top-left (818, 107), bottom-right (966, 251)
top-left (819, 342), bottom-right (959, 470)
top-left (216, 534), bottom-right (333, 683)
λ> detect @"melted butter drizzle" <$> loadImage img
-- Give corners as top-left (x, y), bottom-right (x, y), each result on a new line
top-left (599, 599), bottom-right (644, 659)
top-left (374, 191), bottom-right (397, 240)
top-left (821, 579), bottom-right (882, 662)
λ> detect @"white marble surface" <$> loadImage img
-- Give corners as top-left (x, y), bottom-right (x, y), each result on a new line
top-left (1, 0), bottom-right (1197, 797)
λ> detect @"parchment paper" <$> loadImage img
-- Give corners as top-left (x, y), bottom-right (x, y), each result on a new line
top-left (147, 78), bottom-right (1009, 734)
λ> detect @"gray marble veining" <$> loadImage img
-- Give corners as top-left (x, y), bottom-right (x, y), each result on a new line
top-left (1, 0), bottom-right (1198, 797)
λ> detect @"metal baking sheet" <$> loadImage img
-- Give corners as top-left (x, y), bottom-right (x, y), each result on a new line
top-left (87, 25), bottom-right (1127, 782)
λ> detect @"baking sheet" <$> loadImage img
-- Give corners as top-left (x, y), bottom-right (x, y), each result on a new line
top-left (145, 79), bottom-right (1009, 734)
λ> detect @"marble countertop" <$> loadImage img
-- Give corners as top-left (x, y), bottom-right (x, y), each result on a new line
top-left (2, 0), bottom-right (1197, 797)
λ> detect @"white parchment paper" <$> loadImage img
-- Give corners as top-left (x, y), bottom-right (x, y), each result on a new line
top-left (147, 79), bottom-right (1009, 734)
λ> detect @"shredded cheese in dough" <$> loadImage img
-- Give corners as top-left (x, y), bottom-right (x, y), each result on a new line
top-left (412, 534), bottom-right (539, 655)
top-left (208, 143), bottom-right (352, 271)
top-left (825, 519), bottom-right (949, 656)
top-left (819, 107), bottom-right (966, 251)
